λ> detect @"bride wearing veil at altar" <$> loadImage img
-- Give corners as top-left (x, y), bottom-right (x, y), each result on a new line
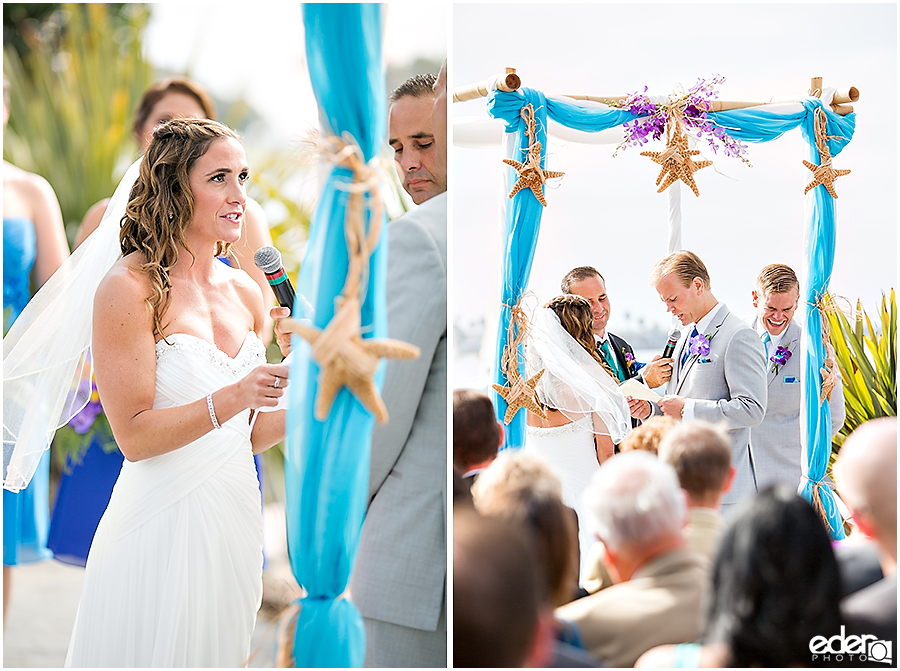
top-left (524, 294), bottom-right (630, 583)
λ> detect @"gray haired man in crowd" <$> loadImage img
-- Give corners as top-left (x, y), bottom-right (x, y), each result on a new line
top-left (555, 451), bottom-right (709, 667)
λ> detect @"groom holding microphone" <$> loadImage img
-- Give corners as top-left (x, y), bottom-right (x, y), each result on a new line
top-left (649, 250), bottom-right (767, 512)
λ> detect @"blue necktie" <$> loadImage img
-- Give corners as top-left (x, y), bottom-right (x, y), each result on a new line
top-left (761, 331), bottom-right (771, 358)
top-left (600, 339), bottom-right (622, 381)
top-left (681, 326), bottom-right (699, 367)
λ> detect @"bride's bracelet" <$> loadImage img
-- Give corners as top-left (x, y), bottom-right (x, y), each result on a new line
top-left (207, 393), bottom-right (222, 430)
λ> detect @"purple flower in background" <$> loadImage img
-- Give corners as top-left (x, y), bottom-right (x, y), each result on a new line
top-left (68, 379), bottom-right (103, 434)
top-left (688, 332), bottom-right (711, 357)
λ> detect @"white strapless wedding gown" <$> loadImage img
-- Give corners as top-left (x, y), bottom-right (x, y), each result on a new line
top-left (65, 333), bottom-right (265, 668)
top-left (525, 416), bottom-right (600, 585)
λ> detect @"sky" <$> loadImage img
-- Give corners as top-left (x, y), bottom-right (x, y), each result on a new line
top-left (451, 3), bottom-right (897, 387)
top-left (145, 3), bottom-right (448, 143)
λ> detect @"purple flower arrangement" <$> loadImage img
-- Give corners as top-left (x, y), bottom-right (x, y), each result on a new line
top-left (770, 345), bottom-right (793, 373)
top-left (69, 379), bottom-right (104, 434)
top-left (55, 372), bottom-right (118, 472)
top-left (688, 332), bottom-right (712, 358)
top-left (611, 75), bottom-right (750, 166)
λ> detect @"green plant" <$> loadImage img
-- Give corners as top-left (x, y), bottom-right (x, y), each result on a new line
top-left (3, 3), bottom-right (154, 241)
top-left (826, 289), bottom-right (897, 471)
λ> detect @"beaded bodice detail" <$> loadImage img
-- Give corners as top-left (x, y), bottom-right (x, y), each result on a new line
top-left (155, 332), bottom-right (266, 378)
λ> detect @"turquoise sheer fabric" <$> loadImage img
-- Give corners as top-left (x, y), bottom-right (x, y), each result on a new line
top-left (484, 89), bottom-right (854, 537)
top-left (286, 4), bottom-right (386, 666)
top-left (486, 89), bottom-right (549, 449)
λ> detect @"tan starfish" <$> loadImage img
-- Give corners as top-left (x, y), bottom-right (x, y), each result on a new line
top-left (281, 297), bottom-right (419, 424)
top-left (492, 368), bottom-right (547, 424)
top-left (642, 132), bottom-right (712, 197)
top-left (503, 141), bottom-right (565, 207)
top-left (803, 108), bottom-right (851, 199)
top-left (802, 159), bottom-right (851, 199)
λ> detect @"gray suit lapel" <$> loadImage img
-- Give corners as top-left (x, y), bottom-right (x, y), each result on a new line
top-left (768, 320), bottom-right (800, 385)
top-left (676, 308), bottom-right (730, 394)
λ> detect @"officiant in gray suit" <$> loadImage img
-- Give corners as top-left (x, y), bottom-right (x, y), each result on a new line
top-left (746, 264), bottom-right (845, 491)
top-left (649, 250), bottom-right (767, 511)
top-left (349, 65), bottom-right (448, 667)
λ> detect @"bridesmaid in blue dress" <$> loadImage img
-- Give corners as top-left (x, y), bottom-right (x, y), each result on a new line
top-left (50, 77), bottom-right (276, 568)
top-left (2, 77), bottom-right (71, 621)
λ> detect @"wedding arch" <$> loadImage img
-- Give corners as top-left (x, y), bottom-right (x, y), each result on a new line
top-left (453, 69), bottom-right (858, 539)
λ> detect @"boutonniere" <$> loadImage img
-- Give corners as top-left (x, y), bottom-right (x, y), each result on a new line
top-left (623, 350), bottom-right (636, 373)
top-left (769, 341), bottom-right (795, 374)
top-left (686, 331), bottom-right (715, 366)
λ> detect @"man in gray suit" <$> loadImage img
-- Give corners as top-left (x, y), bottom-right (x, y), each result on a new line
top-left (649, 250), bottom-right (767, 510)
top-left (349, 66), bottom-right (447, 667)
top-left (747, 264), bottom-right (845, 491)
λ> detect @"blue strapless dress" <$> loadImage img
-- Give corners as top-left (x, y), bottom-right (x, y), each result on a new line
top-left (3, 217), bottom-right (53, 565)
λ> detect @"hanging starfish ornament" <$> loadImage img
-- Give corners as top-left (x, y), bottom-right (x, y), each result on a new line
top-left (802, 108), bottom-right (851, 199)
top-left (503, 141), bottom-right (566, 207)
top-left (641, 122), bottom-right (712, 197)
top-left (492, 368), bottom-right (547, 424)
top-left (281, 296), bottom-right (419, 424)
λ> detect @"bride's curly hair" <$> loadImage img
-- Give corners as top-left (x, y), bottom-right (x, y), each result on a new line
top-left (119, 118), bottom-right (240, 338)
top-left (545, 294), bottom-right (605, 366)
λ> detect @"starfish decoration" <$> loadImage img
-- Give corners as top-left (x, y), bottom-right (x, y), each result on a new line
top-left (281, 296), bottom-right (419, 424)
top-left (803, 108), bottom-right (851, 199)
top-left (503, 141), bottom-right (565, 207)
top-left (492, 368), bottom-right (547, 424)
top-left (641, 128), bottom-right (712, 197)
top-left (802, 158), bottom-right (851, 199)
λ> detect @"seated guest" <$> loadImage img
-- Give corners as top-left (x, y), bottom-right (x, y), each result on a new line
top-left (636, 487), bottom-right (843, 668)
top-left (580, 414), bottom-right (677, 595)
top-left (453, 509), bottom-right (554, 668)
top-left (471, 452), bottom-right (579, 607)
top-left (555, 451), bottom-right (708, 668)
top-left (618, 415), bottom-right (677, 455)
top-left (658, 420), bottom-right (735, 560)
top-left (453, 389), bottom-right (503, 481)
top-left (471, 452), bottom-right (604, 667)
top-left (834, 541), bottom-right (884, 598)
top-left (833, 417), bottom-right (897, 661)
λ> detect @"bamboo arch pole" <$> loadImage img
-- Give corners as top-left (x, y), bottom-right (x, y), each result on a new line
top-left (452, 69), bottom-right (860, 116)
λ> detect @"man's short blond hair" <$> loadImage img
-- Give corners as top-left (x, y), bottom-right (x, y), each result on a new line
top-left (649, 250), bottom-right (711, 290)
top-left (756, 263), bottom-right (799, 295)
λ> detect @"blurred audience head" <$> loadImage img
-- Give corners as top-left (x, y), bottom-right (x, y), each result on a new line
top-left (388, 73), bottom-right (446, 204)
top-left (833, 417), bottom-right (897, 565)
top-left (132, 77), bottom-right (217, 149)
top-left (619, 415), bottom-right (678, 455)
top-left (453, 389), bottom-right (502, 475)
top-left (658, 420), bottom-right (734, 508)
top-left (471, 451), bottom-right (579, 607)
top-left (584, 451), bottom-right (686, 579)
top-left (705, 486), bottom-right (842, 667)
top-left (453, 509), bottom-right (553, 668)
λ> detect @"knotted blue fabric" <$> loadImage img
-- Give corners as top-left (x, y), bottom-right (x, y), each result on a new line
top-left (483, 89), bottom-right (854, 537)
top-left (284, 4), bottom-right (386, 666)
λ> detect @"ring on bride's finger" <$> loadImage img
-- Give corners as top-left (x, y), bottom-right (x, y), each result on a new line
top-left (273, 377), bottom-right (280, 389)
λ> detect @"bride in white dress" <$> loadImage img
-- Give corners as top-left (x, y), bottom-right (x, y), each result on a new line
top-left (4, 119), bottom-right (288, 667)
top-left (525, 295), bottom-right (630, 583)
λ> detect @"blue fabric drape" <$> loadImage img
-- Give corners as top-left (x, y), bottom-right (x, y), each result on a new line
top-left (285, 4), bottom-right (386, 666)
top-left (484, 90), bottom-right (855, 537)
top-left (796, 99), bottom-right (853, 540)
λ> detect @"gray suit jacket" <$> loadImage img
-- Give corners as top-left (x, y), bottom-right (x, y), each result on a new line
top-left (349, 193), bottom-right (447, 632)
top-left (654, 305), bottom-right (767, 506)
top-left (747, 317), bottom-right (846, 491)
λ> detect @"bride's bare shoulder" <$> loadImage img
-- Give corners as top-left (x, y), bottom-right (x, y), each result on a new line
top-left (94, 252), bottom-right (153, 310)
